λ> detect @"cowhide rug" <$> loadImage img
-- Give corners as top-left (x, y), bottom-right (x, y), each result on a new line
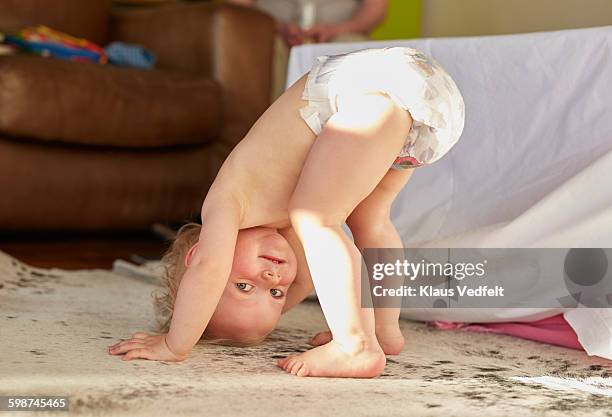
top-left (1, 250), bottom-right (611, 417)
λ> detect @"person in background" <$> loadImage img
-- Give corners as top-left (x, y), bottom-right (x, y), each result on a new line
top-left (227, 0), bottom-right (388, 100)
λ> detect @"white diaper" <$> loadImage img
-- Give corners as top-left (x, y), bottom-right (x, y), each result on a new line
top-left (299, 47), bottom-right (466, 169)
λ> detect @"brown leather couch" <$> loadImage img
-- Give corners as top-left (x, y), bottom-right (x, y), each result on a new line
top-left (0, 0), bottom-right (275, 231)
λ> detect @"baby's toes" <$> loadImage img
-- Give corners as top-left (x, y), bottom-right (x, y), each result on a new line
top-left (296, 362), bottom-right (309, 377)
top-left (290, 361), bottom-right (308, 376)
top-left (289, 359), bottom-right (304, 375)
top-left (283, 356), bottom-right (299, 372)
top-left (276, 357), bottom-right (289, 368)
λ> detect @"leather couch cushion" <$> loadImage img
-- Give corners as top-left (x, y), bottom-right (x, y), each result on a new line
top-left (0, 0), bottom-right (111, 45)
top-left (0, 56), bottom-right (222, 148)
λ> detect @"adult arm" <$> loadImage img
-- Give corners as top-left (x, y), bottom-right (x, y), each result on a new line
top-left (304, 0), bottom-right (388, 42)
top-left (226, 0), bottom-right (254, 6)
top-left (343, 0), bottom-right (388, 34)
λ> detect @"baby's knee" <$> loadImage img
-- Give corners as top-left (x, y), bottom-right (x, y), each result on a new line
top-left (346, 189), bottom-right (395, 235)
top-left (347, 211), bottom-right (394, 240)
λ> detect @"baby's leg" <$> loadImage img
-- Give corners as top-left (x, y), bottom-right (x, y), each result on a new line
top-left (310, 168), bottom-right (414, 355)
top-left (279, 92), bottom-right (413, 377)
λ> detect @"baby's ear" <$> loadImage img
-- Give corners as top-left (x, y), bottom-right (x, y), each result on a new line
top-left (184, 242), bottom-right (200, 267)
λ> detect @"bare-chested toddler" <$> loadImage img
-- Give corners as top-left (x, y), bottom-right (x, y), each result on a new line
top-left (108, 46), bottom-right (465, 378)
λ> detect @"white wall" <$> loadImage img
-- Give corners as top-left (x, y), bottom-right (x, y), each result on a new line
top-left (422, 0), bottom-right (612, 37)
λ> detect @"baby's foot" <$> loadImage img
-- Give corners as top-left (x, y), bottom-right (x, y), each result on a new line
top-left (277, 340), bottom-right (385, 378)
top-left (374, 324), bottom-right (405, 355)
top-left (309, 330), bottom-right (334, 347)
top-left (309, 325), bottom-right (405, 355)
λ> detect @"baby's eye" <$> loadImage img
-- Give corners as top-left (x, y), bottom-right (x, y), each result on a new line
top-left (236, 282), bottom-right (254, 292)
top-left (270, 289), bottom-right (284, 298)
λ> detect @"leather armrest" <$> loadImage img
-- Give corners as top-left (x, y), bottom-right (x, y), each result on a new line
top-left (109, 3), bottom-right (276, 149)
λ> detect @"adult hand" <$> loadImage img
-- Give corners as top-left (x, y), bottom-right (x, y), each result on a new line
top-left (278, 22), bottom-right (305, 47)
top-left (107, 332), bottom-right (188, 362)
top-left (303, 23), bottom-right (349, 43)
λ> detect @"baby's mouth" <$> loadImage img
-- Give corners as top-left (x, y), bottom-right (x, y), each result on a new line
top-left (260, 255), bottom-right (285, 264)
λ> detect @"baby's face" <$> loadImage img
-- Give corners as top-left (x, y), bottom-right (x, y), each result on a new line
top-left (189, 227), bottom-right (298, 342)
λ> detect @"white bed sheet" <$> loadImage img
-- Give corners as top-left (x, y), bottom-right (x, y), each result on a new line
top-left (286, 26), bottom-right (612, 359)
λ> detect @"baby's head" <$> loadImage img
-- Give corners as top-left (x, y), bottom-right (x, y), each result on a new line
top-left (154, 223), bottom-right (298, 346)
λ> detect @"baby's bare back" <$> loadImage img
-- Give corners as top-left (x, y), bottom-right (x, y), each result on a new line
top-left (206, 74), bottom-right (317, 229)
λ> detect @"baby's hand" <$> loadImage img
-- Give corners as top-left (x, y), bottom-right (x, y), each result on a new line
top-left (107, 332), bottom-right (188, 362)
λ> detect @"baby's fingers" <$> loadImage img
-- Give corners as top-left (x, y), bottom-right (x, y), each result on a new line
top-left (109, 341), bottom-right (145, 355)
top-left (108, 334), bottom-right (147, 350)
top-left (122, 348), bottom-right (152, 361)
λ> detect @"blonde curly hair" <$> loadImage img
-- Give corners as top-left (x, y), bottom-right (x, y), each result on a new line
top-left (151, 222), bottom-right (264, 347)
top-left (152, 222), bottom-right (201, 335)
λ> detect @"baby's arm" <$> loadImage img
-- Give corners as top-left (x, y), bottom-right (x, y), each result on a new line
top-left (279, 226), bottom-right (315, 314)
top-left (108, 195), bottom-right (241, 361)
top-left (164, 195), bottom-right (242, 357)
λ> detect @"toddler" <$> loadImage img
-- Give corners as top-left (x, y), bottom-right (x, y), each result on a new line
top-left (107, 46), bottom-right (466, 378)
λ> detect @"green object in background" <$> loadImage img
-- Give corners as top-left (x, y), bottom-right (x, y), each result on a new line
top-left (371, 0), bottom-right (421, 40)
top-left (216, 0), bottom-right (421, 40)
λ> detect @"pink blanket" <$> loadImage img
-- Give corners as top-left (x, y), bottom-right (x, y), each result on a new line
top-left (431, 314), bottom-right (583, 350)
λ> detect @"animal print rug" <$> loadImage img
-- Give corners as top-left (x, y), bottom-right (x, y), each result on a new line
top-left (1, 250), bottom-right (611, 417)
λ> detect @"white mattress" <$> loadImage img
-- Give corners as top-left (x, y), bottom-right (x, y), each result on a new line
top-left (286, 26), bottom-right (612, 359)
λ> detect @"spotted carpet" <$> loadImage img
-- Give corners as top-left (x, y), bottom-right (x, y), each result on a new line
top-left (1, 250), bottom-right (611, 417)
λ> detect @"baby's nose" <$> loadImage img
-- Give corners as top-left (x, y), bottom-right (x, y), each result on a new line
top-left (261, 269), bottom-right (281, 282)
